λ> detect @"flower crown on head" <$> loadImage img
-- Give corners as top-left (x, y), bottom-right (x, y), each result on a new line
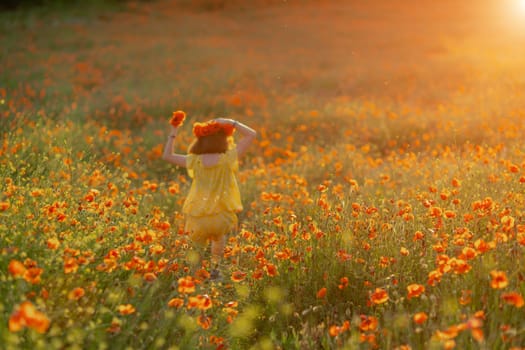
top-left (193, 120), bottom-right (234, 138)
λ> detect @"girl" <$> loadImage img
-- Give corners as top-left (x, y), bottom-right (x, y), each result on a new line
top-left (162, 117), bottom-right (256, 280)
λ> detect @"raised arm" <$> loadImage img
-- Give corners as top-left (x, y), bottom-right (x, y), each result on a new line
top-left (162, 126), bottom-right (187, 167)
top-left (216, 118), bottom-right (256, 158)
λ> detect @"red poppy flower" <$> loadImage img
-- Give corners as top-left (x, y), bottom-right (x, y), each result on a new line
top-left (413, 312), bottom-right (428, 324)
top-left (117, 304), bottom-right (136, 315)
top-left (370, 288), bottom-right (389, 304)
top-left (170, 110), bottom-right (186, 127)
top-left (231, 270), bottom-right (247, 282)
top-left (407, 284), bottom-right (425, 299)
top-left (9, 301), bottom-right (50, 334)
top-left (316, 287), bottom-right (327, 299)
top-left (501, 292), bottom-right (524, 307)
top-left (490, 270), bottom-right (508, 289)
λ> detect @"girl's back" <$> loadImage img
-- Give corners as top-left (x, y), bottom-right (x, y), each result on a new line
top-left (183, 148), bottom-right (241, 216)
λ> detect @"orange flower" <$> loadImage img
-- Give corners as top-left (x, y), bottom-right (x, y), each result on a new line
top-left (338, 277), bottom-right (349, 290)
top-left (46, 238), bottom-right (60, 250)
top-left (265, 263), bottom-right (278, 277)
top-left (328, 325), bottom-right (340, 337)
top-left (195, 268), bottom-right (210, 280)
top-left (443, 340), bottom-right (456, 350)
top-left (117, 304), bottom-right (136, 315)
top-left (471, 327), bottom-right (484, 343)
top-left (370, 288), bottom-right (389, 304)
top-left (474, 239), bottom-right (492, 253)
top-left (223, 303), bottom-right (239, 324)
top-left (451, 178), bottom-right (461, 187)
top-left (429, 206), bottom-right (442, 218)
top-left (395, 346), bottom-right (412, 350)
top-left (9, 301), bottom-right (50, 334)
top-left (460, 247), bottom-right (477, 260)
top-left (149, 244), bottom-right (165, 255)
top-left (316, 287), bottom-right (327, 299)
top-left (168, 297), bottom-right (184, 308)
top-left (177, 276), bottom-right (196, 294)
top-left (508, 163), bottom-right (519, 173)
top-left (466, 316), bottom-right (484, 342)
top-left (450, 258), bottom-right (471, 274)
top-left (501, 215), bottom-right (515, 230)
top-left (168, 183), bottom-right (180, 195)
top-left (170, 110), bottom-right (186, 127)
top-left (231, 270), bottom-right (247, 282)
top-left (24, 258), bottom-right (38, 268)
top-left (444, 210), bottom-right (456, 219)
top-left (490, 270), bottom-right (508, 289)
top-left (68, 287), bottom-right (85, 300)
top-left (0, 201), bottom-right (10, 211)
top-left (359, 315), bottom-right (378, 331)
top-left (413, 231), bottom-right (424, 241)
top-left (413, 312), bottom-right (428, 324)
top-left (209, 335), bottom-right (226, 347)
top-left (106, 318), bottom-right (121, 334)
top-left (501, 292), bottom-right (524, 308)
top-left (23, 267), bottom-right (43, 284)
top-left (252, 269), bottom-right (264, 280)
top-left (197, 315), bottom-right (212, 329)
top-left (8, 260), bottom-right (26, 277)
top-left (187, 294), bottom-right (212, 310)
top-left (407, 284), bottom-right (425, 299)
top-left (329, 320), bottom-right (350, 337)
top-left (63, 257), bottom-right (79, 274)
top-left (143, 272), bottom-right (157, 282)
top-left (434, 325), bottom-right (460, 340)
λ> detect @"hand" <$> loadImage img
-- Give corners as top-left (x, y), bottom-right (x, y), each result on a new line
top-left (214, 117), bottom-right (235, 125)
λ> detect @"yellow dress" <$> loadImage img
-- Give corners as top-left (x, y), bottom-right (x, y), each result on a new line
top-left (183, 148), bottom-right (242, 244)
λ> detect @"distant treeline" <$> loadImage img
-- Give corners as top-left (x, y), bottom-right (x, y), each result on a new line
top-left (0, 0), bottom-right (323, 12)
top-left (0, 0), bottom-right (146, 11)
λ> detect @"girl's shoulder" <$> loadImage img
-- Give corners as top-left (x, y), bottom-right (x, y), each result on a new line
top-left (224, 147), bottom-right (237, 159)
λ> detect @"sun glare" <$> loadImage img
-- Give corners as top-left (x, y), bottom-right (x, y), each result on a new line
top-left (501, 0), bottom-right (525, 31)
top-left (516, 0), bottom-right (525, 14)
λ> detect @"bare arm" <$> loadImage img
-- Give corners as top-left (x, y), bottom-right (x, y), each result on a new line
top-left (162, 126), bottom-right (187, 167)
top-left (215, 118), bottom-right (256, 158)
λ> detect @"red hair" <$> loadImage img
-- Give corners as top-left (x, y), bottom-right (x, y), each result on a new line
top-left (188, 130), bottom-right (230, 154)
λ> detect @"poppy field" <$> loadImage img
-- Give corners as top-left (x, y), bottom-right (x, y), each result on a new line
top-left (1, 0), bottom-right (525, 349)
